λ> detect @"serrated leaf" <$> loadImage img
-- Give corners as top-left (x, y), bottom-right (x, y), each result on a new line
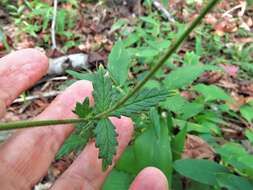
top-left (114, 88), bottom-right (168, 116)
top-left (95, 118), bottom-right (118, 171)
top-left (164, 65), bottom-right (215, 89)
top-left (174, 159), bottom-right (229, 185)
top-left (93, 67), bottom-right (113, 113)
top-left (73, 97), bottom-right (92, 118)
top-left (56, 123), bottom-right (92, 159)
top-left (108, 40), bottom-right (131, 85)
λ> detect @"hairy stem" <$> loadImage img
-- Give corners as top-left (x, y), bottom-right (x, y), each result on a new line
top-left (0, 0), bottom-right (220, 131)
top-left (0, 118), bottom-right (87, 131)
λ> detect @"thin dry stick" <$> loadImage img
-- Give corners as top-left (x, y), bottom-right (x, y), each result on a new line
top-left (51, 0), bottom-right (58, 49)
top-left (13, 91), bottom-right (61, 104)
top-left (153, 0), bottom-right (175, 22)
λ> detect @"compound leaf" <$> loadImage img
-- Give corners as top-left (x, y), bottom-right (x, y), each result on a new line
top-left (95, 118), bottom-right (118, 171)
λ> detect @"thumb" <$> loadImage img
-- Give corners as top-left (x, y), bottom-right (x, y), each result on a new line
top-left (129, 167), bottom-right (169, 190)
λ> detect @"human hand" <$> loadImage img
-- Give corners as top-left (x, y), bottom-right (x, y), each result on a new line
top-left (0, 49), bottom-right (168, 190)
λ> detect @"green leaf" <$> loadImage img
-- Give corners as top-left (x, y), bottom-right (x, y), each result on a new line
top-left (160, 95), bottom-right (188, 113)
top-left (245, 129), bottom-right (253, 145)
top-left (174, 159), bottom-right (229, 185)
top-left (216, 143), bottom-right (248, 159)
top-left (184, 51), bottom-right (199, 65)
top-left (246, 0), bottom-right (253, 6)
top-left (110, 19), bottom-right (128, 32)
top-left (116, 146), bottom-right (139, 174)
top-left (56, 123), bottom-right (92, 159)
top-left (102, 169), bottom-right (133, 190)
top-left (56, 9), bottom-right (66, 33)
top-left (133, 122), bottom-right (173, 183)
top-left (94, 118), bottom-right (118, 171)
top-left (73, 97), bottom-right (92, 118)
top-left (93, 67), bottom-right (113, 113)
top-left (66, 70), bottom-right (94, 81)
top-left (240, 105), bottom-right (253, 123)
top-left (180, 102), bottom-right (204, 120)
top-left (149, 108), bottom-right (161, 139)
top-left (161, 0), bottom-right (168, 6)
top-left (171, 125), bottom-right (187, 160)
top-left (140, 16), bottom-right (159, 25)
top-left (216, 143), bottom-right (253, 177)
top-left (195, 35), bottom-right (203, 56)
top-left (216, 173), bottom-right (253, 190)
top-left (193, 84), bottom-right (232, 102)
top-left (114, 88), bottom-right (169, 116)
top-left (164, 65), bottom-right (208, 89)
top-left (108, 40), bottom-right (131, 85)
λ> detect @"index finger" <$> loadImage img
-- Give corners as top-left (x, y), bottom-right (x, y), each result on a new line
top-left (0, 49), bottom-right (48, 116)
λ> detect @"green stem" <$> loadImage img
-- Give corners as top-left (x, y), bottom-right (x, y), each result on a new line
top-left (0, 0), bottom-right (220, 131)
top-left (0, 118), bottom-right (86, 131)
top-left (95, 0), bottom-right (220, 119)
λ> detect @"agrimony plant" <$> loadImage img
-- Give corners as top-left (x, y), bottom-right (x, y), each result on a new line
top-left (0, 0), bottom-right (220, 170)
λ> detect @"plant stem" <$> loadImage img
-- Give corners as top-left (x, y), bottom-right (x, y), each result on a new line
top-left (0, 118), bottom-right (86, 131)
top-left (0, 0), bottom-right (220, 131)
top-left (95, 0), bottom-right (220, 119)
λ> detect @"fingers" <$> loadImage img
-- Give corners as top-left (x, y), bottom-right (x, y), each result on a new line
top-left (0, 49), bottom-right (48, 116)
top-left (51, 117), bottom-right (134, 190)
top-left (0, 80), bottom-right (93, 189)
top-left (129, 167), bottom-right (169, 190)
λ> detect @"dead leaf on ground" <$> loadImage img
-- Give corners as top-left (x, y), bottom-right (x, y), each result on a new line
top-left (198, 71), bottom-right (223, 84)
top-left (182, 134), bottom-right (215, 160)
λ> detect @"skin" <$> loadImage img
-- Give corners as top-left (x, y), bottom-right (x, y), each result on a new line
top-left (0, 49), bottom-right (169, 190)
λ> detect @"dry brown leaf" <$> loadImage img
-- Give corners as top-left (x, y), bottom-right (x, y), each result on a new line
top-left (182, 134), bottom-right (215, 160)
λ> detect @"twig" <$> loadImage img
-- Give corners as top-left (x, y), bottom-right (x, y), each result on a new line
top-left (13, 91), bottom-right (61, 104)
top-left (152, 0), bottom-right (175, 22)
top-left (51, 0), bottom-right (58, 49)
top-left (222, 2), bottom-right (246, 18)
